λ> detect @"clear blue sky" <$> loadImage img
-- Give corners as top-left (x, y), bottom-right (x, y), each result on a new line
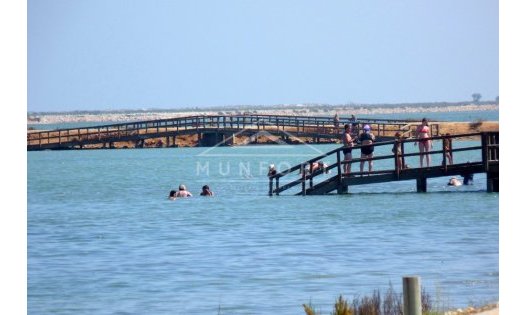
top-left (28, 0), bottom-right (498, 112)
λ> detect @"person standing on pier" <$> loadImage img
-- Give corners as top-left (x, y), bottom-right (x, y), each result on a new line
top-left (415, 118), bottom-right (433, 167)
top-left (392, 132), bottom-right (403, 170)
top-left (443, 133), bottom-right (453, 165)
top-left (359, 125), bottom-right (376, 174)
top-left (333, 113), bottom-right (340, 133)
top-left (342, 124), bottom-right (355, 174)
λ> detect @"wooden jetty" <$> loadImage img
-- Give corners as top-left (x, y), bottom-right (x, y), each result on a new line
top-left (27, 114), bottom-right (438, 151)
top-left (268, 132), bottom-right (499, 194)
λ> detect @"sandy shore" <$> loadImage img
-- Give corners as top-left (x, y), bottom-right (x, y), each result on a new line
top-left (446, 303), bottom-right (499, 315)
top-left (28, 104), bottom-right (498, 124)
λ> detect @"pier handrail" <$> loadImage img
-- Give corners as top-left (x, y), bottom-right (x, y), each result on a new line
top-left (268, 131), bottom-right (498, 195)
top-left (27, 114), bottom-right (426, 149)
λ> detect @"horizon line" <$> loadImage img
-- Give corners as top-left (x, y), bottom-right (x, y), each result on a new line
top-left (27, 100), bottom-right (498, 115)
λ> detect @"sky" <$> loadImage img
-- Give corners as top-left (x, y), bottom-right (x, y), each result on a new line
top-left (27, 0), bottom-right (499, 112)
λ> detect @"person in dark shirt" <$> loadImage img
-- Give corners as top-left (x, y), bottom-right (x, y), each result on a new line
top-left (267, 164), bottom-right (277, 177)
top-left (359, 125), bottom-right (376, 174)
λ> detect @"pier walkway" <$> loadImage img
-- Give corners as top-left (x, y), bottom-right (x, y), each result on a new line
top-left (27, 114), bottom-right (438, 151)
top-left (268, 132), bottom-right (499, 194)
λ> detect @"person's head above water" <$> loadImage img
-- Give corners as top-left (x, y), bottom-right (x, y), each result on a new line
top-left (179, 184), bottom-right (186, 191)
top-left (200, 184), bottom-right (213, 196)
top-left (169, 190), bottom-right (176, 198)
top-left (448, 177), bottom-right (461, 186)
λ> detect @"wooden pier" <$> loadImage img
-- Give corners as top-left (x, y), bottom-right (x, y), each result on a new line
top-left (268, 132), bottom-right (499, 194)
top-left (27, 114), bottom-right (437, 151)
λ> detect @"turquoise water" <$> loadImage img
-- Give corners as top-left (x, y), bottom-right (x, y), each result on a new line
top-left (28, 141), bottom-right (498, 314)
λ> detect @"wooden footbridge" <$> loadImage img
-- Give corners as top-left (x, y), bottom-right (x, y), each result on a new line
top-left (268, 132), bottom-right (499, 194)
top-left (27, 114), bottom-right (438, 151)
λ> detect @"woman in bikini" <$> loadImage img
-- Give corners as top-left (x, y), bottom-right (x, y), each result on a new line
top-left (415, 118), bottom-right (433, 167)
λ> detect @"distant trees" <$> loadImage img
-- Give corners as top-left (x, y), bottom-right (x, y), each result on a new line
top-left (472, 93), bottom-right (482, 103)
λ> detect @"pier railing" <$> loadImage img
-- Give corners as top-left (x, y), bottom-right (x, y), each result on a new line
top-left (268, 132), bottom-right (499, 195)
top-left (27, 114), bottom-right (437, 150)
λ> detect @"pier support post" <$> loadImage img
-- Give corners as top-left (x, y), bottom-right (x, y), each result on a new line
top-left (403, 276), bottom-right (422, 315)
top-left (487, 171), bottom-right (499, 192)
top-left (224, 132), bottom-right (236, 146)
top-left (199, 132), bottom-right (225, 146)
top-left (416, 177), bottom-right (427, 192)
top-left (337, 184), bottom-right (348, 194)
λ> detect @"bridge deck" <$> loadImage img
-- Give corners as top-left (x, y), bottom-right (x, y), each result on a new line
top-left (27, 114), bottom-right (437, 151)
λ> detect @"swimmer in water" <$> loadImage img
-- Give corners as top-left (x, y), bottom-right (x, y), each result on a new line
top-left (448, 177), bottom-right (462, 187)
top-left (200, 185), bottom-right (214, 196)
top-left (168, 190), bottom-right (177, 200)
top-left (175, 184), bottom-right (193, 197)
top-left (462, 173), bottom-right (474, 185)
top-left (310, 160), bottom-right (330, 174)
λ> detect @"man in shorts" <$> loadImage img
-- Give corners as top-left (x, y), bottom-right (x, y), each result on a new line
top-left (342, 124), bottom-right (354, 174)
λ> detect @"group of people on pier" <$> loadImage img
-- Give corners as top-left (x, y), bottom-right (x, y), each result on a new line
top-left (341, 117), bottom-right (452, 175)
top-left (268, 116), bottom-right (461, 181)
top-left (342, 122), bottom-right (377, 174)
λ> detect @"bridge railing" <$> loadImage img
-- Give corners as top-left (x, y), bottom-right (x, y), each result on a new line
top-left (27, 114), bottom-right (420, 148)
top-left (268, 132), bottom-right (498, 195)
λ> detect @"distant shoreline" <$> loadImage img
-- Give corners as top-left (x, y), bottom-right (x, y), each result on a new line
top-left (28, 103), bottom-right (498, 124)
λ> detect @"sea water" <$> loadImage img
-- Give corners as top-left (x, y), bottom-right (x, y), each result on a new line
top-left (28, 133), bottom-right (498, 314)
